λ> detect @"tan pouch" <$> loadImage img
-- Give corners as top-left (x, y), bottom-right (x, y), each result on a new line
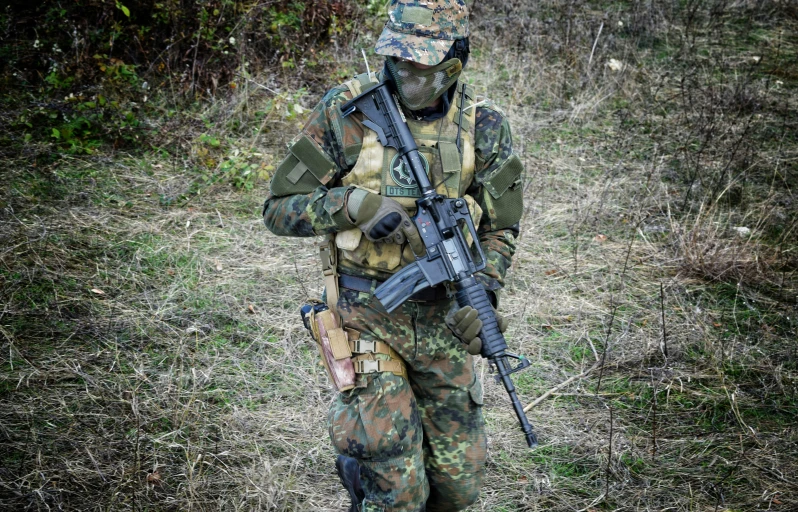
top-left (306, 305), bottom-right (356, 391)
top-left (335, 229), bottom-right (362, 251)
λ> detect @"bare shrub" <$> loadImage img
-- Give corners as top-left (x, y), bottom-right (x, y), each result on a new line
top-left (1, 1), bottom-right (363, 95)
top-left (1, 1), bottom-right (797, 511)
top-left (669, 202), bottom-right (779, 286)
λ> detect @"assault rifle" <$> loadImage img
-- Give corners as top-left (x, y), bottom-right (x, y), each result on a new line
top-left (341, 80), bottom-right (538, 448)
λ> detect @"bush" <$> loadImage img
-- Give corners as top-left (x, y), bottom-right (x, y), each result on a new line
top-left (0, 1), bottom-right (365, 159)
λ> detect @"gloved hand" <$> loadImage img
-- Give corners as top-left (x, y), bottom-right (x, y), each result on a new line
top-left (446, 305), bottom-right (509, 356)
top-left (347, 189), bottom-right (425, 255)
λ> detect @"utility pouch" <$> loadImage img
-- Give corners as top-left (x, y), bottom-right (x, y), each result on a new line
top-left (300, 301), bottom-right (356, 391)
top-left (481, 154), bottom-right (524, 230)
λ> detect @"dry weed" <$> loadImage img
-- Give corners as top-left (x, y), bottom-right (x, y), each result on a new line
top-left (668, 201), bottom-right (781, 287)
top-left (1, 1), bottom-right (797, 511)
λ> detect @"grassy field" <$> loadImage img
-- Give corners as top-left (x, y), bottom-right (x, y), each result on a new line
top-left (1, 1), bottom-right (797, 511)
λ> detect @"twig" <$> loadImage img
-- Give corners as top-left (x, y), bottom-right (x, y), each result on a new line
top-left (595, 303), bottom-right (616, 394)
top-left (549, 392), bottom-right (623, 397)
top-left (524, 361), bottom-right (600, 412)
top-left (294, 261), bottom-right (311, 300)
top-left (462, 99), bottom-right (488, 112)
top-left (86, 447), bottom-right (107, 482)
top-left (660, 281), bottom-right (669, 359)
top-left (597, 214), bottom-right (642, 393)
top-left (606, 404), bottom-right (614, 497)
top-left (0, 325), bottom-right (37, 371)
top-left (235, 73), bottom-right (279, 95)
top-left (651, 370), bottom-right (658, 458)
top-left (361, 48), bottom-right (371, 76)
top-left (744, 456), bottom-right (794, 485)
top-left (190, 29), bottom-right (202, 96)
top-left (588, 22), bottom-right (604, 70)
top-left (586, 335), bottom-right (600, 362)
top-left (145, 36), bottom-right (189, 74)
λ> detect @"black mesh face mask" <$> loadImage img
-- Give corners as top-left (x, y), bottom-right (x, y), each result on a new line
top-left (386, 57), bottom-right (463, 111)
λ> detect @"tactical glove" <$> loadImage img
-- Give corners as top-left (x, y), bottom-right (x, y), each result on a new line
top-left (347, 189), bottom-right (425, 255)
top-left (446, 305), bottom-right (509, 356)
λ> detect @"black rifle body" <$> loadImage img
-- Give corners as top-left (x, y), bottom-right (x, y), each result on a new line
top-left (341, 80), bottom-right (538, 448)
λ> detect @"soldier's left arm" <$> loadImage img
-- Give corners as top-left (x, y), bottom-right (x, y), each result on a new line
top-left (469, 103), bottom-right (524, 307)
top-left (262, 85), bottom-right (363, 237)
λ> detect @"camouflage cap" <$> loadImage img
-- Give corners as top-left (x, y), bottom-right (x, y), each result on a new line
top-left (375, 0), bottom-right (469, 66)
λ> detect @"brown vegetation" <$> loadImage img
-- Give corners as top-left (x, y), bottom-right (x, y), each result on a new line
top-left (1, 0), bottom-right (796, 511)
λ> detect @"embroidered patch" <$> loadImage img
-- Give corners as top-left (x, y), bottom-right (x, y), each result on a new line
top-left (386, 152), bottom-right (429, 197)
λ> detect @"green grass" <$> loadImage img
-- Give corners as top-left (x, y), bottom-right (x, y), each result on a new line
top-left (528, 444), bottom-right (596, 479)
top-left (0, 1), bottom-right (796, 511)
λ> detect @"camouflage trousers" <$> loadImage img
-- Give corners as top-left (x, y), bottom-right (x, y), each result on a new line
top-left (328, 286), bottom-right (487, 512)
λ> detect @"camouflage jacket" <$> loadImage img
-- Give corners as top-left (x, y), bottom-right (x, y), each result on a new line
top-left (262, 77), bottom-right (522, 301)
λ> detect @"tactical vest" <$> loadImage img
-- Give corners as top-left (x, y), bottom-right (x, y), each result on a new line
top-left (334, 75), bottom-right (482, 279)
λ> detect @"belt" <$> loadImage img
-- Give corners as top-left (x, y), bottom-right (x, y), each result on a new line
top-left (338, 274), bottom-right (450, 302)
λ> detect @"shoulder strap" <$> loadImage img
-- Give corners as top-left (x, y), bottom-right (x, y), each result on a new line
top-left (454, 82), bottom-right (475, 163)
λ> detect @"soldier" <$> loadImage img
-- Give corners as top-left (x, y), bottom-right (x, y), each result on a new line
top-left (262, 0), bottom-right (524, 510)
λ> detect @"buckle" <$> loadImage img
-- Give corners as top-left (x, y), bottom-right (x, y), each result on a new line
top-left (356, 359), bottom-right (380, 374)
top-left (353, 339), bottom-right (376, 354)
top-left (319, 245), bottom-right (334, 273)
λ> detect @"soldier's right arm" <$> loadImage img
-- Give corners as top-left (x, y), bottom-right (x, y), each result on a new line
top-left (262, 86), bottom-right (364, 237)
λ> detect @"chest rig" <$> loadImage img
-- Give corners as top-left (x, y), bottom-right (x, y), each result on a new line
top-left (334, 74), bottom-right (482, 278)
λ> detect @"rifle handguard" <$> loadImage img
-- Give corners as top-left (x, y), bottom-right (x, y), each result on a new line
top-left (454, 277), bottom-right (506, 359)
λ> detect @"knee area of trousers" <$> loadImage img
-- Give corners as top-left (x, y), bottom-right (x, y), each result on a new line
top-left (329, 375), bottom-right (422, 460)
top-left (361, 454), bottom-right (429, 512)
top-left (426, 471), bottom-right (482, 511)
top-left (449, 486), bottom-right (480, 510)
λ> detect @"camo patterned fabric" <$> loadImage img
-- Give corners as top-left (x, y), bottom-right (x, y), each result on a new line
top-left (329, 287), bottom-right (486, 512)
top-left (262, 87), bottom-right (519, 296)
top-left (262, 63), bottom-right (522, 512)
top-left (375, 0), bottom-right (469, 66)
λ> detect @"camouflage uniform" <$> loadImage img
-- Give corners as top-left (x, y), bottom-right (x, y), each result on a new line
top-left (329, 288), bottom-right (486, 511)
top-left (262, 1), bottom-right (523, 510)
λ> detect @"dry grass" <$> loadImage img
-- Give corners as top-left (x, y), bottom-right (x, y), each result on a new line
top-left (2, 0), bottom-right (798, 511)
